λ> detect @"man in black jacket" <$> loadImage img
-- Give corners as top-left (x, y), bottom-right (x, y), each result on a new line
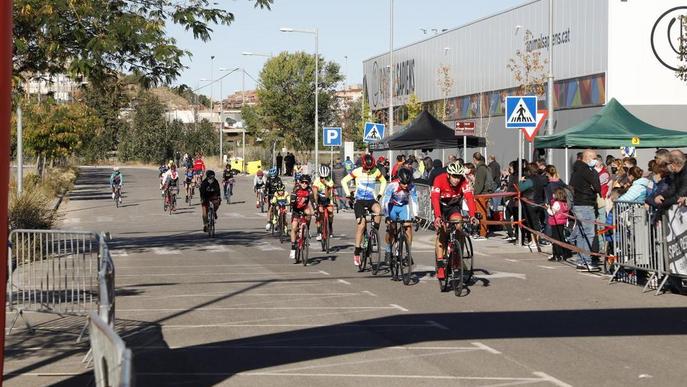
top-left (200, 170), bottom-right (222, 232)
top-left (655, 151), bottom-right (687, 209)
top-left (568, 149), bottom-right (602, 272)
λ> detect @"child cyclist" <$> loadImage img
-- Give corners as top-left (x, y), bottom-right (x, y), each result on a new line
top-left (270, 182), bottom-right (290, 233)
top-left (289, 174), bottom-right (315, 260)
top-left (382, 168), bottom-right (419, 264)
top-left (312, 165), bottom-right (336, 241)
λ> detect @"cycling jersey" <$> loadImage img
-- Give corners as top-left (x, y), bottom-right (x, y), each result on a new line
top-left (291, 187), bottom-right (313, 212)
top-left (382, 181), bottom-right (418, 219)
top-left (254, 175), bottom-right (266, 187)
top-left (431, 172), bottom-right (476, 218)
top-left (341, 167), bottom-right (387, 201)
top-left (313, 179), bottom-right (334, 204)
top-left (271, 191), bottom-right (290, 206)
top-left (162, 170), bottom-right (180, 187)
top-left (265, 176), bottom-right (282, 196)
top-left (193, 159), bottom-right (206, 173)
top-left (185, 169), bottom-right (194, 183)
top-left (222, 168), bottom-right (234, 181)
top-left (109, 172), bottom-right (123, 187)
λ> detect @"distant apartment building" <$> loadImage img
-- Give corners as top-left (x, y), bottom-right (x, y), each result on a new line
top-left (26, 74), bottom-right (81, 102)
top-left (222, 90), bottom-right (258, 110)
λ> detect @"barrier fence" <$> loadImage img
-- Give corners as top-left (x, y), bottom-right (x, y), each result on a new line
top-left (89, 311), bottom-right (133, 387)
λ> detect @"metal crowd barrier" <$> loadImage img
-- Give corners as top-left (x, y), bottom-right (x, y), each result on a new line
top-left (662, 204), bottom-right (687, 291)
top-left (611, 202), bottom-right (669, 294)
top-left (89, 311), bottom-right (133, 387)
top-left (414, 183), bottom-right (433, 230)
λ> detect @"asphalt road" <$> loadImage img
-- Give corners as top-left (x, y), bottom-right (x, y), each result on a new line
top-left (5, 166), bottom-right (687, 386)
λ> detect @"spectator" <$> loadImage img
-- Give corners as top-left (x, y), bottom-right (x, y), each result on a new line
top-left (519, 162), bottom-right (548, 249)
top-left (284, 152), bottom-right (295, 176)
top-left (611, 160), bottom-right (630, 189)
top-left (448, 154), bottom-right (458, 165)
top-left (605, 155), bottom-right (616, 168)
top-left (276, 152), bottom-right (283, 175)
top-left (604, 187), bottom-right (627, 256)
top-left (576, 152), bottom-right (583, 161)
top-left (544, 165), bottom-right (568, 203)
top-left (331, 159), bottom-right (348, 210)
top-left (623, 157), bottom-right (637, 169)
top-left (376, 156), bottom-right (388, 180)
top-left (594, 155), bottom-right (612, 251)
top-left (391, 154), bottom-right (406, 180)
top-left (428, 159), bottom-right (444, 186)
top-left (504, 160), bottom-right (523, 243)
top-left (344, 156), bottom-right (354, 174)
top-left (422, 156), bottom-right (433, 180)
top-left (472, 152), bottom-right (491, 239)
top-left (646, 158), bottom-right (672, 208)
top-left (618, 166), bottom-right (652, 203)
top-left (488, 155), bottom-right (501, 187)
top-left (568, 149), bottom-right (602, 272)
top-left (546, 187), bottom-right (571, 262)
top-left (655, 151), bottom-right (687, 210)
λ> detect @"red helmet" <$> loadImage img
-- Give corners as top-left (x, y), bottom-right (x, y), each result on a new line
top-left (361, 154), bottom-right (375, 170)
top-left (377, 156), bottom-right (386, 164)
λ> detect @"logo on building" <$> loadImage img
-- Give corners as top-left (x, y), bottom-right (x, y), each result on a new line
top-left (651, 6), bottom-right (687, 72)
top-left (369, 59), bottom-right (415, 109)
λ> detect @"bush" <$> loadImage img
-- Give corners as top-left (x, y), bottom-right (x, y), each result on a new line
top-left (43, 167), bottom-right (78, 197)
top-left (8, 186), bottom-right (57, 230)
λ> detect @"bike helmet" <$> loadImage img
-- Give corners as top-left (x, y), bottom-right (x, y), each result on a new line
top-left (361, 154), bottom-right (375, 170)
top-left (268, 166), bottom-right (277, 177)
top-left (398, 168), bottom-right (413, 185)
top-left (206, 170), bottom-right (216, 178)
top-left (446, 161), bottom-right (466, 176)
top-left (299, 174), bottom-right (312, 184)
top-left (256, 170), bottom-right (264, 177)
top-left (377, 156), bottom-right (386, 164)
top-left (113, 167), bottom-right (119, 172)
top-left (168, 160), bottom-right (174, 167)
top-left (318, 165), bottom-right (331, 178)
top-left (276, 183), bottom-right (285, 192)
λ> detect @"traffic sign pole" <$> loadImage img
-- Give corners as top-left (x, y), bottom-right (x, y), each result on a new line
top-left (518, 128), bottom-right (523, 247)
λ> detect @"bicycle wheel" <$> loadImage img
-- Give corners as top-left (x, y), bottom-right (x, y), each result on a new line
top-left (320, 213), bottom-right (328, 252)
top-left (301, 224), bottom-right (309, 267)
top-left (399, 235), bottom-right (413, 285)
top-left (114, 191), bottom-right (119, 208)
top-left (279, 213), bottom-right (286, 244)
top-left (462, 234), bottom-right (474, 259)
top-left (260, 192), bottom-right (265, 213)
top-left (358, 233), bottom-right (368, 272)
top-left (437, 247), bottom-right (451, 292)
top-left (451, 241), bottom-right (466, 297)
top-left (368, 229), bottom-right (381, 275)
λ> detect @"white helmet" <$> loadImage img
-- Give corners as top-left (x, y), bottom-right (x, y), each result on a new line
top-left (113, 167), bottom-right (120, 172)
top-left (318, 165), bottom-right (331, 178)
top-left (446, 161), bottom-right (466, 176)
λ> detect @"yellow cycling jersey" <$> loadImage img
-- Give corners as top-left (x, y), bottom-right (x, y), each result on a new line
top-left (313, 179), bottom-right (334, 200)
top-left (271, 191), bottom-right (290, 205)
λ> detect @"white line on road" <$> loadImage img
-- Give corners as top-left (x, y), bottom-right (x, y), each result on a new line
top-left (151, 247), bottom-right (181, 255)
top-left (318, 270), bottom-right (330, 276)
top-left (337, 279), bottom-right (351, 285)
top-left (389, 304), bottom-right (408, 312)
top-left (531, 371), bottom-right (573, 387)
top-left (504, 259), bottom-right (518, 262)
top-left (96, 216), bottom-right (114, 223)
top-left (232, 372), bottom-right (555, 382)
top-left (63, 218), bottom-right (81, 224)
top-left (138, 344), bottom-right (508, 351)
top-left (361, 290), bottom-right (377, 297)
top-left (471, 342), bottom-right (502, 354)
top-left (537, 265), bottom-right (558, 270)
top-left (426, 320), bottom-right (449, 330)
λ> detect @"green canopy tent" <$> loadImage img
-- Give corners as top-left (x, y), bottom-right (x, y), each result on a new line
top-left (534, 98), bottom-right (687, 149)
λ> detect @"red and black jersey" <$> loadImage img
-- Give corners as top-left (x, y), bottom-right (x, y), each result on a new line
top-left (193, 159), bottom-right (206, 172)
top-left (291, 187), bottom-right (313, 211)
top-left (431, 172), bottom-right (476, 218)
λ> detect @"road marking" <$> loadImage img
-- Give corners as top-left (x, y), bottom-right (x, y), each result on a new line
top-left (361, 290), bottom-right (377, 297)
top-left (479, 271), bottom-right (526, 280)
top-left (414, 264), bottom-right (435, 272)
top-left (110, 249), bottom-right (128, 257)
top-left (230, 372), bottom-right (561, 382)
top-left (337, 279), bottom-right (351, 285)
top-left (226, 212), bottom-right (246, 218)
top-left (96, 216), bottom-right (114, 223)
top-left (134, 344), bottom-right (506, 351)
top-left (537, 265), bottom-right (558, 270)
top-left (426, 320), bottom-right (449, 330)
top-left (471, 342), bottom-right (502, 354)
top-left (532, 371), bottom-right (573, 387)
top-left (318, 270), bottom-right (330, 276)
top-left (128, 292), bottom-right (359, 300)
top-left (202, 245), bottom-right (234, 253)
top-left (252, 242), bottom-right (284, 251)
top-left (63, 218), bottom-right (81, 224)
top-left (505, 259), bottom-right (519, 262)
top-left (389, 304), bottom-right (408, 312)
top-left (151, 247), bottom-right (181, 255)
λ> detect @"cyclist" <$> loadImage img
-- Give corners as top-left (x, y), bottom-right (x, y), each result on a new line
top-left (192, 153), bottom-right (206, 187)
top-left (110, 167), bottom-right (124, 202)
top-left (253, 169), bottom-right (267, 209)
top-left (222, 163), bottom-right (235, 201)
top-left (312, 165), bottom-right (336, 241)
top-left (341, 153), bottom-right (388, 266)
top-left (382, 168), bottom-right (418, 262)
top-left (184, 166), bottom-right (195, 202)
top-left (199, 170), bottom-right (222, 232)
top-left (431, 161), bottom-right (478, 280)
top-left (293, 164), bottom-right (304, 185)
top-left (270, 182), bottom-right (290, 233)
top-left (289, 174), bottom-right (315, 260)
top-left (161, 163), bottom-right (180, 209)
top-left (264, 167), bottom-right (283, 231)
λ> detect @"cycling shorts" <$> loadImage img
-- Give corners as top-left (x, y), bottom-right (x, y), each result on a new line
top-left (194, 170), bottom-right (204, 176)
top-left (185, 177), bottom-right (193, 184)
top-left (354, 199), bottom-right (378, 219)
top-left (440, 205), bottom-right (463, 223)
top-left (386, 204), bottom-right (411, 222)
top-left (317, 197), bottom-right (332, 207)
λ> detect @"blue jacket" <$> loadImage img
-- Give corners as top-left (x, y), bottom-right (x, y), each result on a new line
top-left (618, 177), bottom-right (652, 203)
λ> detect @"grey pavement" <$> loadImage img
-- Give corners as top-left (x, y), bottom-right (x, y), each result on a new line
top-left (5, 167), bottom-right (687, 386)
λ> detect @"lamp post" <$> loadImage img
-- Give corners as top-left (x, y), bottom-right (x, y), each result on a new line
top-left (195, 78), bottom-right (210, 132)
top-left (281, 27), bottom-right (320, 171)
top-left (388, 0), bottom-right (394, 163)
top-left (546, 0), bottom-right (555, 165)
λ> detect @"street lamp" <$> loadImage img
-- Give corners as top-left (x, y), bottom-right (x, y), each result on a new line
top-left (218, 67), bottom-right (239, 166)
top-left (280, 26), bottom-right (320, 171)
top-left (241, 51), bottom-right (273, 58)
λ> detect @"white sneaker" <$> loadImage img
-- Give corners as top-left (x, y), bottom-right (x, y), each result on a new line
top-left (289, 249), bottom-right (296, 260)
top-left (316, 233), bottom-right (322, 241)
top-left (265, 223), bottom-right (271, 231)
top-left (111, 192), bottom-right (115, 199)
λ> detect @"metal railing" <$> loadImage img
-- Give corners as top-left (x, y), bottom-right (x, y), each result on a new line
top-left (415, 183), bottom-right (433, 230)
top-left (89, 311), bottom-right (133, 387)
top-left (611, 202), bottom-right (669, 294)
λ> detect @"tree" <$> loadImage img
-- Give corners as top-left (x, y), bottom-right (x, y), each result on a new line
top-left (13, 0), bottom-right (273, 87)
top-left (507, 30), bottom-right (548, 96)
top-left (437, 65), bottom-right (454, 121)
top-left (247, 52), bottom-right (343, 155)
top-left (402, 93), bottom-right (422, 125)
top-left (341, 98), bottom-right (365, 151)
top-left (81, 78), bottom-right (131, 161)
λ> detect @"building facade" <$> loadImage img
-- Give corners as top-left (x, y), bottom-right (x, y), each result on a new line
top-left (363, 0), bottom-right (687, 168)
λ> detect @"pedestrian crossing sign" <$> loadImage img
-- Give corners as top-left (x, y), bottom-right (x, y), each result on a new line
top-left (363, 122), bottom-right (385, 143)
top-left (505, 96), bottom-right (537, 128)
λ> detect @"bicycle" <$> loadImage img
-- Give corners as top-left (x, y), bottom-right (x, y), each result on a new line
top-left (317, 205), bottom-right (333, 254)
top-left (207, 201), bottom-right (216, 238)
top-left (275, 204), bottom-right (288, 244)
top-left (113, 185), bottom-right (122, 208)
top-left (387, 219), bottom-right (415, 285)
top-left (293, 212), bottom-right (310, 266)
top-left (223, 178), bottom-right (234, 204)
top-left (437, 218), bottom-right (475, 297)
top-left (166, 186), bottom-right (178, 215)
top-left (257, 186), bottom-right (267, 213)
top-left (359, 209), bottom-right (382, 274)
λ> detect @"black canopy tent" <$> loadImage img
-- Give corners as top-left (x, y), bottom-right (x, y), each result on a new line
top-left (368, 110), bottom-right (486, 151)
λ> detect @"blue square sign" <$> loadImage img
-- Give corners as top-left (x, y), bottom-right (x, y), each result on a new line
top-left (363, 122), bottom-right (385, 143)
top-left (505, 96), bottom-right (537, 128)
top-left (323, 127), bottom-right (342, 146)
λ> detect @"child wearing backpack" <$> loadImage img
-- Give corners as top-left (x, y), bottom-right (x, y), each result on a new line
top-left (546, 187), bottom-right (570, 262)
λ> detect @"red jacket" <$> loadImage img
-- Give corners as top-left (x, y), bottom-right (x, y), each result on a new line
top-left (431, 172), bottom-right (476, 218)
top-left (193, 159), bottom-right (206, 172)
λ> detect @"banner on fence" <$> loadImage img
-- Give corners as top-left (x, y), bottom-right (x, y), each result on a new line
top-left (665, 205), bottom-right (687, 275)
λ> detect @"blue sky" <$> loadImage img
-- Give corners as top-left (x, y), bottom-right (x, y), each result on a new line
top-left (169, 0), bottom-right (524, 99)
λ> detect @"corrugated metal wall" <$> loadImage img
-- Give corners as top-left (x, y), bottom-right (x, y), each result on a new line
top-left (364, 0), bottom-right (608, 110)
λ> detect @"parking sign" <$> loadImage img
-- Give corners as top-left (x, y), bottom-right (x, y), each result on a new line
top-left (323, 127), bottom-right (342, 146)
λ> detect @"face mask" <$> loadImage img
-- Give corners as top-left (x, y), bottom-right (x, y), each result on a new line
top-left (208, 178), bottom-right (215, 183)
top-left (587, 160), bottom-right (597, 168)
